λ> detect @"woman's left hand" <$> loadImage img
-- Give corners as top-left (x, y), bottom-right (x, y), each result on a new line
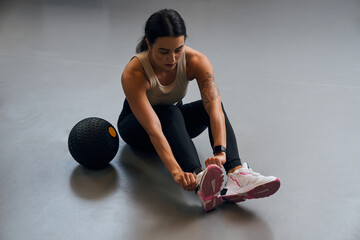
top-left (205, 152), bottom-right (226, 168)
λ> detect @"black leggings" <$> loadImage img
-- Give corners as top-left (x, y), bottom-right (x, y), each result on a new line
top-left (117, 99), bottom-right (241, 173)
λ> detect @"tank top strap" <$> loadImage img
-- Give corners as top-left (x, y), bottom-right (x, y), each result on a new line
top-left (133, 51), bottom-right (156, 88)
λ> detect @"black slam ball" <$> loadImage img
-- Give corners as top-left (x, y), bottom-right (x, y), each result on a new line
top-left (68, 117), bottom-right (119, 169)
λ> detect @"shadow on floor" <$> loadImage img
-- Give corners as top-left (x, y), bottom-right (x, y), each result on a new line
top-left (117, 144), bottom-right (205, 216)
top-left (70, 164), bottom-right (119, 200)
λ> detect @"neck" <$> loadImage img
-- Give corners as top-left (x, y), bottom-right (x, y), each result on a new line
top-left (147, 51), bottom-right (160, 71)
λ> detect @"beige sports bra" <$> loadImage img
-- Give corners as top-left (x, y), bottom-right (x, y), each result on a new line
top-left (134, 50), bottom-right (189, 106)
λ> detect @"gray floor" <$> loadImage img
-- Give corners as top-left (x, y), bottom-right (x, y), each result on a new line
top-left (1, 0), bottom-right (359, 239)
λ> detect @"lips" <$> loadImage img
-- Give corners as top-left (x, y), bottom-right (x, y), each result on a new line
top-left (166, 63), bottom-right (176, 68)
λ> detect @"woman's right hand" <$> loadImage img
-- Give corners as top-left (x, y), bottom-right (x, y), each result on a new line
top-left (173, 171), bottom-right (197, 191)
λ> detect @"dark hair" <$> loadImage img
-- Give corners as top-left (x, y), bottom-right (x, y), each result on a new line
top-left (136, 9), bottom-right (187, 53)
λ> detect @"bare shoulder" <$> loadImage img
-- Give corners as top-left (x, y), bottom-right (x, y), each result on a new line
top-left (121, 56), bottom-right (150, 91)
top-left (185, 46), bottom-right (209, 65)
top-left (185, 46), bottom-right (213, 80)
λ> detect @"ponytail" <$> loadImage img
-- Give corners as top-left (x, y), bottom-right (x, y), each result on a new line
top-left (136, 36), bottom-right (148, 54)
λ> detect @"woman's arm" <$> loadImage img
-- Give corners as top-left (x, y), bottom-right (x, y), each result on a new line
top-left (187, 48), bottom-right (227, 167)
top-left (121, 59), bottom-right (196, 190)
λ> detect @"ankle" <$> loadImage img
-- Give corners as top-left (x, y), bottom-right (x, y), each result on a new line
top-left (193, 167), bottom-right (203, 176)
top-left (228, 165), bottom-right (242, 174)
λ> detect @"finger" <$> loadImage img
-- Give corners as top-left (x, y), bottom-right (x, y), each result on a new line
top-left (184, 173), bottom-right (196, 191)
top-left (184, 173), bottom-right (191, 184)
top-left (182, 175), bottom-right (188, 188)
top-left (184, 182), bottom-right (191, 191)
top-left (210, 157), bottom-right (222, 168)
top-left (205, 158), bottom-right (213, 167)
top-left (188, 173), bottom-right (196, 190)
top-left (205, 160), bottom-right (210, 167)
top-left (216, 159), bottom-right (223, 168)
top-left (185, 173), bottom-right (194, 187)
top-left (190, 174), bottom-right (197, 190)
top-left (190, 173), bottom-right (196, 184)
top-left (181, 175), bottom-right (188, 189)
top-left (210, 158), bottom-right (217, 165)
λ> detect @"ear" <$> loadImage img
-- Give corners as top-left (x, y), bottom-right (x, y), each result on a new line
top-left (145, 38), bottom-right (151, 50)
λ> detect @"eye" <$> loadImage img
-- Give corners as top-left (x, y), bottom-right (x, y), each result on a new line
top-left (175, 47), bottom-right (183, 53)
top-left (160, 51), bottom-right (169, 55)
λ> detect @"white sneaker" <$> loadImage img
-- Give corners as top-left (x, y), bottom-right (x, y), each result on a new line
top-left (221, 163), bottom-right (280, 203)
top-left (195, 164), bottom-right (224, 212)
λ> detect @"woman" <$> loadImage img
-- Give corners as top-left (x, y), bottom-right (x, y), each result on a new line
top-left (118, 9), bottom-right (280, 212)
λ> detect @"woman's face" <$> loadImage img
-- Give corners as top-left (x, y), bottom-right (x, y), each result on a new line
top-left (147, 36), bottom-right (185, 72)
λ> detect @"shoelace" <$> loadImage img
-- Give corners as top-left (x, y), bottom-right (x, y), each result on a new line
top-left (233, 162), bottom-right (260, 176)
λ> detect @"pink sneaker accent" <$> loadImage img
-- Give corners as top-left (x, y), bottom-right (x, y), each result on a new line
top-left (239, 172), bottom-right (252, 176)
top-left (196, 165), bottom-right (224, 212)
top-left (229, 175), bottom-right (243, 187)
top-left (222, 178), bottom-right (280, 203)
top-left (248, 178), bottom-right (280, 198)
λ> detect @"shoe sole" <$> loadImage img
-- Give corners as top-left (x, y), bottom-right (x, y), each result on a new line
top-left (197, 165), bottom-right (224, 212)
top-left (222, 178), bottom-right (280, 203)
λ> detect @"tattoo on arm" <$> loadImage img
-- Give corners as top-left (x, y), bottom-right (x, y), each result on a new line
top-left (199, 72), bottom-right (220, 105)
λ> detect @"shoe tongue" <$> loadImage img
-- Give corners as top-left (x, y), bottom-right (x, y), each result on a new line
top-left (242, 162), bottom-right (249, 169)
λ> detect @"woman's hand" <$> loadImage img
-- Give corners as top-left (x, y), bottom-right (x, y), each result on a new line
top-left (205, 152), bottom-right (226, 168)
top-left (173, 171), bottom-right (197, 191)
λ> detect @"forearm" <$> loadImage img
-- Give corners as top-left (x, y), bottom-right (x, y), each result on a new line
top-left (210, 111), bottom-right (226, 148)
top-left (148, 130), bottom-right (183, 177)
top-left (147, 127), bottom-right (196, 191)
top-left (206, 101), bottom-right (226, 149)
top-left (203, 101), bottom-right (227, 167)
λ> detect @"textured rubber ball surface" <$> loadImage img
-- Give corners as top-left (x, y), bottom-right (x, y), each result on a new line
top-left (68, 117), bottom-right (119, 169)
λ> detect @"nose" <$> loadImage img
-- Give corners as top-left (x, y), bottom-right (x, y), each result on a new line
top-left (168, 52), bottom-right (176, 62)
